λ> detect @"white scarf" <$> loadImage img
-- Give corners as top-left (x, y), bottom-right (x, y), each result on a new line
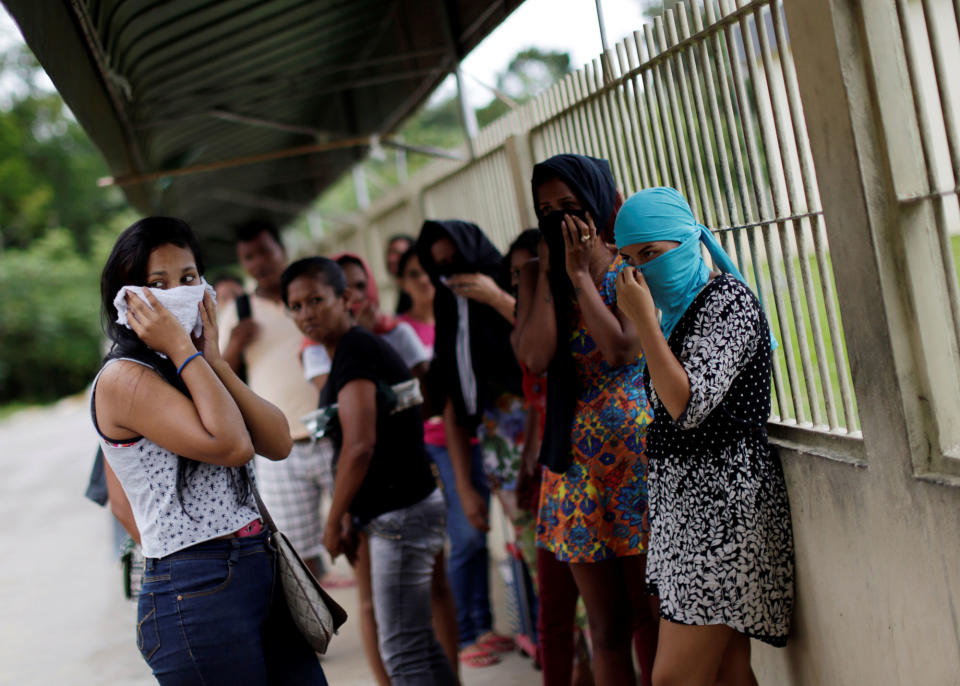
top-left (113, 278), bottom-right (216, 356)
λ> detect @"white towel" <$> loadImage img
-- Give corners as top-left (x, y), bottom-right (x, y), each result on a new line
top-left (114, 278), bottom-right (216, 356)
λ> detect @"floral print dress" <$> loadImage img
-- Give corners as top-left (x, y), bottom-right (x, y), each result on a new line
top-left (644, 274), bottom-right (793, 646)
top-left (536, 255), bottom-right (653, 562)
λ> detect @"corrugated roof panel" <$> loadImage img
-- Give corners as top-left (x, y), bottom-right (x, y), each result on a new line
top-left (3, 0), bottom-right (524, 262)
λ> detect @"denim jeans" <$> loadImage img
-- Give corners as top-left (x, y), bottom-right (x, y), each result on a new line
top-left (365, 488), bottom-right (458, 686)
top-left (425, 442), bottom-right (493, 647)
top-left (138, 530), bottom-right (327, 686)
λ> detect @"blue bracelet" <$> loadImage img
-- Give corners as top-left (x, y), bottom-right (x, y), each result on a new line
top-left (177, 351), bottom-right (204, 375)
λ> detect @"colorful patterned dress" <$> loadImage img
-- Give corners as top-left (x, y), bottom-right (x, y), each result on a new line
top-left (537, 255), bottom-right (653, 562)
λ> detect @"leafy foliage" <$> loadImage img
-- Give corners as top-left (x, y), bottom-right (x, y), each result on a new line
top-left (0, 227), bottom-right (114, 402)
top-left (0, 46), bottom-right (132, 404)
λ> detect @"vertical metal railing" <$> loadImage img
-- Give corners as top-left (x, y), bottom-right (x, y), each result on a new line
top-left (895, 0), bottom-right (960, 346)
top-left (328, 0), bottom-right (861, 436)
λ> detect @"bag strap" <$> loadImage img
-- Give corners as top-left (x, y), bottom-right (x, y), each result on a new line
top-left (251, 481), bottom-right (280, 534)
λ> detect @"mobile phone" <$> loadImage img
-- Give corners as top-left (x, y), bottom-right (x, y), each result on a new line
top-left (235, 293), bottom-right (251, 320)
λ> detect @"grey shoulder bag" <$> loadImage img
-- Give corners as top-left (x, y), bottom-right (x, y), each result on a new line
top-left (252, 485), bottom-right (348, 654)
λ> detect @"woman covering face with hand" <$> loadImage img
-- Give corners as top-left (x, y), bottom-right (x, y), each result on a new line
top-left (514, 154), bottom-right (658, 686)
top-left (614, 187), bottom-right (794, 686)
top-left (91, 217), bottom-right (326, 686)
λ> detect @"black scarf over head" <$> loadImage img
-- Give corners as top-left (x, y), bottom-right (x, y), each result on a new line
top-left (416, 220), bottom-right (522, 429)
top-left (530, 154), bottom-right (618, 473)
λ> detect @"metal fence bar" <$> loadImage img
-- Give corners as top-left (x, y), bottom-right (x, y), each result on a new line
top-left (655, 15), bottom-right (698, 210)
top-left (761, 1), bottom-right (842, 430)
top-left (750, 1), bottom-right (825, 428)
top-left (585, 61), bottom-right (610, 160)
top-left (688, 2), bottom-right (742, 265)
top-left (572, 67), bottom-right (598, 156)
top-left (771, 0), bottom-right (857, 430)
top-left (645, 23), bottom-right (685, 192)
top-left (633, 30), bottom-right (670, 186)
top-left (916, 0), bottom-right (960, 347)
top-left (596, 53), bottom-right (623, 183)
top-left (718, 0), bottom-right (796, 421)
top-left (542, 78), bottom-right (562, 157)
top-left (320, 0), bottom-right (862, 435)
top-left (703, 0), bottom-right (782, 413)
top-left (605, 52), bottom-right (636, 195)
top-left (667, 5), bottom-right (716, 227)
top-left (530, 95), bottom-right (547, 162)
top-left (615, 40), bottom-right (646, 193)
top-left (557, 74), bottom-right (580, 154)
top-left (568, 71), bottom-right (591, 155)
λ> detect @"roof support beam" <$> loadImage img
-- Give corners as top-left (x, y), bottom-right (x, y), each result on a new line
top-left (99, 136), bottom-right (372, 187)
top-left (98, 132), bottom-right (464, 188)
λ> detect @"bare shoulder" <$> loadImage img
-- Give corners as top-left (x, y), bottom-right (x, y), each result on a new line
top-left (96, 359), bottom-right (160, 400)
top-left (95, 360), bottom-right (171, 437)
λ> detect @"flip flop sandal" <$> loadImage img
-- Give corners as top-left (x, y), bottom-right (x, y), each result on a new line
top-left (477, 633), bottom-right (516, 653)
top-left (459, 648), bottom-right (500, 668)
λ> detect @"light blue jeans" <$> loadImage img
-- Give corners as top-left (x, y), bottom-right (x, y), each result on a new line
top-left (365, 488), bottom-right (458, 686)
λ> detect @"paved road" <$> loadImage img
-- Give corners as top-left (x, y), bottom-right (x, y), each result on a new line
top-left (0, 396), bottom-right (539, 686)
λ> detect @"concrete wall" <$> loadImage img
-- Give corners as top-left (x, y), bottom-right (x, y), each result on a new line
top-left (752, 2), bottom-right (960, 684)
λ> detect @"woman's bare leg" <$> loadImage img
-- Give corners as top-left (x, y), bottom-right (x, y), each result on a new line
top-left (354, 533), bottom-right (391, 686)
top-left (431, 550), bottom-right (462, 682)
top-left (714, 631), bottom-right (757, 686)
top-left (623, 554), bottom-right (659, 686)
top-left (569, 558), bottom-right (635, 686)
top-left (652, 620), bottom-right (735, 686)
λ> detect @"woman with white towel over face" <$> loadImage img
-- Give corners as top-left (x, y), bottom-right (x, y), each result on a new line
top-left (91, 216), bottom-right (327, 686)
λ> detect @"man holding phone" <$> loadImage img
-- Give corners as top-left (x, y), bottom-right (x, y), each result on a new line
top-left (219, 219), bottom-right (334, 577)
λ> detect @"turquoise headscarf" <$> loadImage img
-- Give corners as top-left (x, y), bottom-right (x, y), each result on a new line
top-left (614, 187), bottom-right (775, 347)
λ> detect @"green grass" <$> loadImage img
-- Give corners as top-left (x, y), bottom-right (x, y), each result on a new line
top-left (726, 227), bottom-right (860, 432)
top-left (749, 233), bottom-right (960, 434)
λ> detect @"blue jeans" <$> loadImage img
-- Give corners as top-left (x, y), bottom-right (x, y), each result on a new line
top-left (138, 530), bottom-right (327, 686)
top-left (426, 443), bottom-right (493, 647)
top-left (365, 488), bottom-right (458, 686)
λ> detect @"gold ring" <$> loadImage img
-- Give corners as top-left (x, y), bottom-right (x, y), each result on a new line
top-left (579, 233), bottom-right (590, 243)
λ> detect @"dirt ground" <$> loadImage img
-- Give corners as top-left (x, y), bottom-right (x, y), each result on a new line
top-left (0, 395), bottom-right (540, 685)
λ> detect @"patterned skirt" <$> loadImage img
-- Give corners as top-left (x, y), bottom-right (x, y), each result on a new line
top-left (536, 398), bottom-right (651, 563)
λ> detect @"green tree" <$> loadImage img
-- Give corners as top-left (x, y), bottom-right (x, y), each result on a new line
top-left (0, 45), bottom-right (132, 405)
top-left (639, 0), bottom-right (683, 18)
top-left (0, 47), bottom-right (125, 252)
top-left (496, 47), bottom-right (572, 102)
top-left (0, 225), bottom-right (120, 402)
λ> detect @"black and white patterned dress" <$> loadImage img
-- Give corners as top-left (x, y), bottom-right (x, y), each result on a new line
top-left (644, 274), bottom-right (794, 646)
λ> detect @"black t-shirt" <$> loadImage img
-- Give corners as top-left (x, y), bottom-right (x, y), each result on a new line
top-left (321, 326), bottom-right (436, 523)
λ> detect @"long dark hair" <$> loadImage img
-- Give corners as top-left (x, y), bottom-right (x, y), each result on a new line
top-left (100, 216), bottom-right (250, 516)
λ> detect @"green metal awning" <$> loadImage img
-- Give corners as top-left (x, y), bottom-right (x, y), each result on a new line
top-left (3, 0), bottom-right (522, 261)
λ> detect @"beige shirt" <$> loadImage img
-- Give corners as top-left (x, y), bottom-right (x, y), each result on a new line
top-left (218, 293), bottom-right (317, 441)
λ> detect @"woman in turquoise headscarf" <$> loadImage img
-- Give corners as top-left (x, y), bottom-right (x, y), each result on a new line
top-left (614, 187), bottom-right (794, 686)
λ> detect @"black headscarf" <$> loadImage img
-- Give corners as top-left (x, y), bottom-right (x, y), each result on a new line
top-left (416, 220), bottom-right (522, 429)
top-left (530, 154), bottom-right (618, 473)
